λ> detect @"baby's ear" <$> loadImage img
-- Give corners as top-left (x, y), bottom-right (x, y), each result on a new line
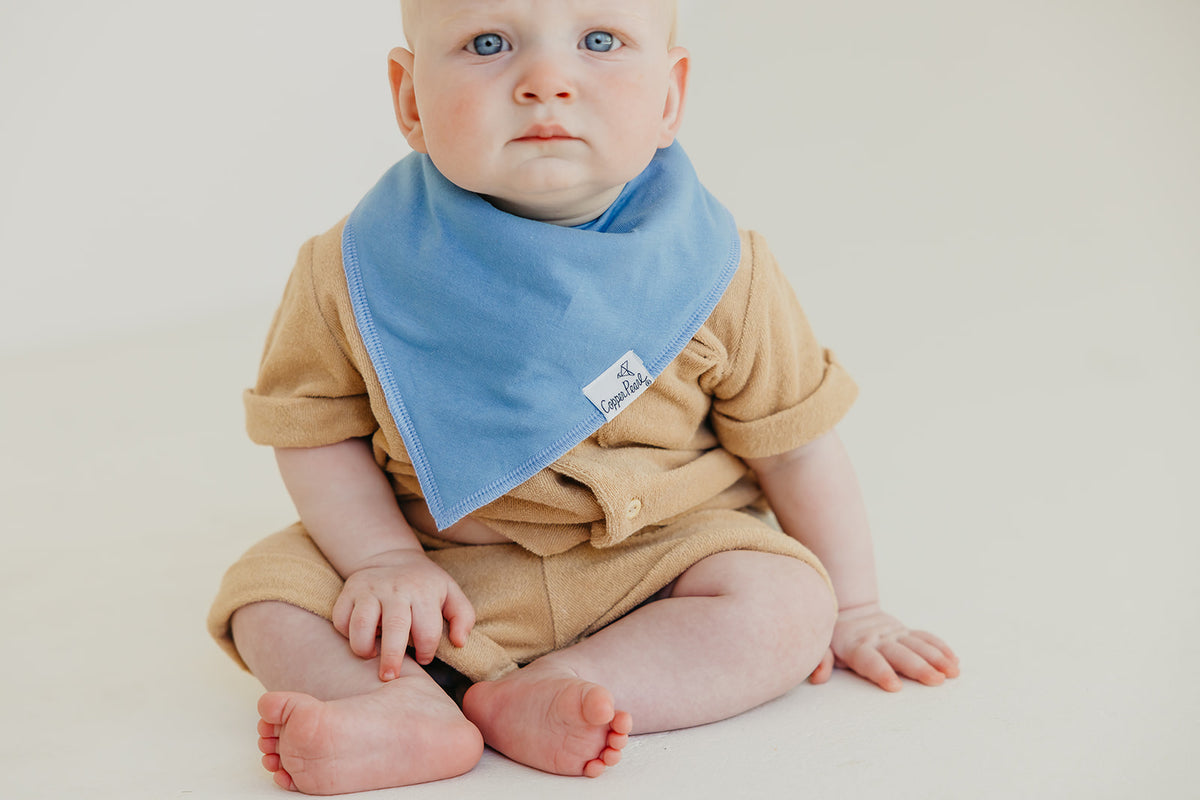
top-left (657, 47), bottom-right (690, 148)
top-left (388, 47), bottom-right (427, 152)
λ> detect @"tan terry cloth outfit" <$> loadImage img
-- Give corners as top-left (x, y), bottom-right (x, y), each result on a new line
top-left (207, 224), bottom-right (858, 683)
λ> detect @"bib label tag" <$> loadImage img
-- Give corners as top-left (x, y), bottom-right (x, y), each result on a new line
top-left (583, 351), bottom-right (653, 422)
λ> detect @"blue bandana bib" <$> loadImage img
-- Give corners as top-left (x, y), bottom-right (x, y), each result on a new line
top-left (342, 143), bottom-right (739, 530)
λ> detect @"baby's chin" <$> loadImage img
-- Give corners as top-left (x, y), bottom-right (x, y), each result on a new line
top-left (483, 183), bottom-right (628, 227)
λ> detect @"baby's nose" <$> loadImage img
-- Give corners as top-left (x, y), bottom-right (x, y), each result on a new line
top-left (514, 57), bottom-right (575, 103)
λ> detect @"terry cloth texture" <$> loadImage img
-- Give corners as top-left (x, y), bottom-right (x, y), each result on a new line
top-left (207, 509), bottom-right (832, 683)
top-left (343, 143), bottom-right (742, 529)
top-left (239, 225), bottom-right (857, 556)
top-left (211, 223), bottom-right (858, 679)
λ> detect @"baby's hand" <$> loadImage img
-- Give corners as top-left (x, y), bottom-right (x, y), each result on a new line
top-left (332, 549), bottom-right (475, 681)
top-left (809, 603), bottom-right (959, 692)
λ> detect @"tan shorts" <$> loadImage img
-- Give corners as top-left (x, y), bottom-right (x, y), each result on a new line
top-left (207, 508), bottom-right (831, 683)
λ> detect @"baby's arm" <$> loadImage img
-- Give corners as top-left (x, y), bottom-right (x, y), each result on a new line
top-left (275, 438), bottom-right (475, 680)
top-left (745, 431), bottom-right (959, 691)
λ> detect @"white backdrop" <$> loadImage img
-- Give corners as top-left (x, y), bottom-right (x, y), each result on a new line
top-left (2, 1), bottom-right (1196, 356)
top-left (2, 4), bottom-right (1199, 797)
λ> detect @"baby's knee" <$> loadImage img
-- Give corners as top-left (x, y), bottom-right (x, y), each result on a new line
top-left (754, 556), bottom-right (835, 642)
top-left (724, 554), bottom-right (835, 687)
top-left (676, 551), bottom-right (836, 649)
top-left (785, 561), bottom-right (838, 648)
top-left (753, 560), bottom-right (836, 689)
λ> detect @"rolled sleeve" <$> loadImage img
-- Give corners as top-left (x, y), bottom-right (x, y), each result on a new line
top-left (244, 391), bottom-right (376, 447)
top-left (709, 231), bottom-right (858, 458)
top-left (712, 349), bottom-right (857, 457)
top-left (244, 231), bottom-right (378, 448)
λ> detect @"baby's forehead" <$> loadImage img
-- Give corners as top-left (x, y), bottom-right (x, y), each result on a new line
top-left (402, 0), bottom-right (677, 39)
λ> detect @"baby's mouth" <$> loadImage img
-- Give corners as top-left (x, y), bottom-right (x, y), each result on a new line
top-left (515, 124), bottom-right (576, 141)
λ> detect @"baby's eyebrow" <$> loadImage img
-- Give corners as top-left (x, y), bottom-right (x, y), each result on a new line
top-left (432, 1), bottom-right (658, 34)
top-left (435, 0), bottom-right (512, 30)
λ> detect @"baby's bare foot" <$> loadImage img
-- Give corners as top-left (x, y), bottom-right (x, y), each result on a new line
top-left (256, 675), bottom-right (482, 794)
top-left (462, 666), bottom-right (633, 777)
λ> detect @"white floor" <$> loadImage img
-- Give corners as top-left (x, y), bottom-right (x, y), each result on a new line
top-left (3, 2), bottom-right (1198, 798)
top-left (2, 253), bottom-right (1196, 798)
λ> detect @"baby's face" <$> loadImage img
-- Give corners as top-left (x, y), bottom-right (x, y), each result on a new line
top-left (394, 0), bottom-right (686, 225)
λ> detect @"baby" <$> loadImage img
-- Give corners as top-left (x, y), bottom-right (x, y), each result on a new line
top-left (208, 0), bottom-right (959, 793)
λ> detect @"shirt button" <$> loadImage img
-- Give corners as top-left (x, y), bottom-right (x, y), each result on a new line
top-left (625, 498), bottom-right (643, 519)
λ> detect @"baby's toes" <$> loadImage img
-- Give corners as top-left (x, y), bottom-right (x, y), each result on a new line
top-left (578, 685), bottom-right (616, 726)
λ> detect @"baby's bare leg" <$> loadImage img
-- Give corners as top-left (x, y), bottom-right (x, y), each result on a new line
top-left (231, 601), bottom-right (483, 794)
top-left (463, 550), bottom-right (835, 767)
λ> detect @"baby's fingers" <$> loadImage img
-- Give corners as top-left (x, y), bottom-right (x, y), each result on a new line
top-left (378, 605), bottom-right (414, 681)
top-left (878, 640), bottom-right (946, 687)
top-left (808, 648), bottom-right (835, 685)
top-left (347, 597), bottom-right (383, 659)
top-left (443, 584), bottom-right (476, 648)
top-left (911, 630), bottom-right (960, 669)
top-left (331, 592), bottom-right (353, 639)
top-left (407, 600), bottom-right (444, 666)
top-left (844, 645), bottom-right (903, 692)
top-left (902, 633), bottom-right (960, 679)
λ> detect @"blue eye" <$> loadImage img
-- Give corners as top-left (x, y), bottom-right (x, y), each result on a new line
top-left (581, 31), bottom-right (621, 52)
top-left (469, 33), bottom-right (510, 56)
